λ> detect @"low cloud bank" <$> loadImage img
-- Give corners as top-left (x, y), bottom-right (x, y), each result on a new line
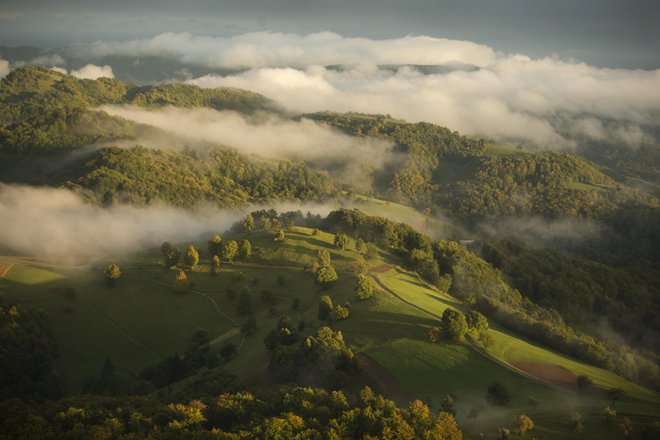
top-left (478, 216), bottom-right (603, 247)
top-left (0, 185), bottom-right (336, 260)
top-left (70, 64), bottom-right (114, 79)
top-left (100, 105), bottom-right (396, 190)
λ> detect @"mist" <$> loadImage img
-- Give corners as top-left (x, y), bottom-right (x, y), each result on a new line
top-left (0, 184), bottom-right (341, 260)
top-left (99, 104), bottom-right (397, 191)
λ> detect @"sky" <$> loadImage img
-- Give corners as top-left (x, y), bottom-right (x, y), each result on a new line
top-left (0, 0), bottom-right (659, 69)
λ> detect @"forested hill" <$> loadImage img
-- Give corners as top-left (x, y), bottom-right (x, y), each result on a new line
top-left (0, 66), bottom-right (280, 154)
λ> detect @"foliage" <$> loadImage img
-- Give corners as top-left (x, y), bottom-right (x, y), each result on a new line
top-left (318, 295), bottom-right (334, 321)
top-left (210, 255), bottom-right (221, 276)
top-left (466, 310), bottom-right (488, 333)
top-left (0, 301), bottom-right (59, 399)
top-left (104, 264), bottom-right (121, 287)
top-left (222, 240), bottom-right (239, 263)
top-left (184, 245), bottom-right (199, 269)
top-left (239, 239), bottom-right (252, 258)
top-left (441, 309), bottom-right (468, 340)
top-left (316, 265), bottom-right (338, 286)
top-left (174, 270), bottom-right (189, 293)
top-left (333, 233), bottom-right (350, 250)
top-left (243, 214), bottom-right (255, 233)
top-left (487, 382), bottom-right (511, 406)
top-left (576, 374), bottom-right (593, 391)
top-left (207, 234), bottom-right (222, 258)
top-left (514, 413), bottom-right (534, 435)
top-left (355, 275), bottom-right (373, 300)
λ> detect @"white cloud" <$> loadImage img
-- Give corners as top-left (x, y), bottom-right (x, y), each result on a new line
top-left (70, 63), bottom-right (114, 79)
top-left (71, 31), bottom-right (497, 69)
top-left (188, 57), bottom-right (660, 147)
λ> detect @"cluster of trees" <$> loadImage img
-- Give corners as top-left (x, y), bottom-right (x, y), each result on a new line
top-left (322, 208), bottom-right (659, 389)
top-left (264, 322), bottom-right (358, 387)
top-left (313, 249), bottom-right (338, 288)
top-left (481, 239), bottom-right (660, 353)
top-left (317, 295), bottom-right (351, 323)
top-left (0, 386), bottom-right (463, 439)
top-left (428, 309), bottom-right (489, 343)
top-left (0, 300), bottom-right (60, 400)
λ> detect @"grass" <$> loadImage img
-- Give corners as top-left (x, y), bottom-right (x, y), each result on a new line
top-left (1, 228), bottom-right (658, 439)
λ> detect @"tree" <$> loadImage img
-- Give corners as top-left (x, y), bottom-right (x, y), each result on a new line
top-left (602, 406), bottom-right (616, 424)
top-left (333, 233), bottom-right (349, 250)
top-left (330, 305), bottom-right (350, 321)
top-left (487, 382), bottom-right (511, 406)
top-left (243, 214), bottom-right (255, 233)
top-left (607, 387), bottom-right (625, 406)
top-left (316, 265), bottom-right (338, 287)
top-left (210, 255), bottom-right (221, 276)
top-left (312, 228), bottom-right (320, 236)
top-left (260, 217), bottom-right (272, 230)
top-left (318, 295), bottom-right (333, 321)
top-left (174, 271), bottom-right (189, 293)
top-left (239, 240), bottom-right (252, 258)
top-left (350, 260), bottom-right (367, 278)
top-left (184, 245), bottom-right (199, 270)
top-left (441, 309), bottom-right (468, 340)
top-left (317, 249), bottom-right (331, 267)
top-left (207, 235), bottom-right (222, 258)
top-left (219, 342), bottom-right (237, 362)
top-left (514, 413), bottom-right (534, 435)
top-left (222, 240), bottom-right (239, 263)
top-left (104, 264), bottom-right (121, 287)
top-left (528, 396), bottom-right (540, 410)
top-left (355, 238), bottom-right (365, 252)
top-left (478, 330), bottom-right (495, 349)
top-left (576, 374), bottom-right (593, 392)
top-left (618, 416), bottom-right (632, 437)
top-left (427, 326), bottom-right (441, 343)
top-left (569, 412), bottom-right (584, 434)
top-left (274, 230), bottom-right (285, 242)
top-left (466, 310), bottom-right (488, 333)
top-left (161, 241), bottom-right (172, 256)
top-left (354, 275), bottom-right (373, 300)
top-left (165, 246), bottom-right (181, 268)
top-left (440, 394), bottom-right (456, 416)
top-left (363, 242), bottom-right (379, 261)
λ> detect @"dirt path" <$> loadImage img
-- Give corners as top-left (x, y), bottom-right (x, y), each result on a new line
top-left (356, 353), bottom-right (416, 406)
top-left (0, 261), bottom-right (14, 278)
top-left (210, 327), bottom-right (241, 346)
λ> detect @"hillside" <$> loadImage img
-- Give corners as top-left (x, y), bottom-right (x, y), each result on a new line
top-left (1, 209), bottom-right (658, 439)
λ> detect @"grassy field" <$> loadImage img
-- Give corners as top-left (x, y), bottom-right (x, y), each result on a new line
top-left (1, 227), bottom-right (658, 439)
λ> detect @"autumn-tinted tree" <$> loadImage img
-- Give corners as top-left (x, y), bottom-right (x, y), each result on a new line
top-left (514, 414), bottom-right (534, 435)
top-left (210, 255), bottom-right (221, 276)
top-left (318, 295), bottom-right (334, 321)
top-left (239, 239), bottom-right (252, 258)
top-left (223, 240), bottom-right (239, 263)
top-left (428, 326), bottom-right (441, 343)
top-left (104, 264), bottom-right (121, 287)
top-left (184, 245), bottom-right (199, 270)
top-left (316, 265), bottom-right (338, 287)
top-left (330, 304), bottom-right (350, 321)
top-left (243, 214), bottom-right (255, 233)
top-left (207, 235), bottom-right (222, 258)
top-left (174, 271), bottom-right (189, 293)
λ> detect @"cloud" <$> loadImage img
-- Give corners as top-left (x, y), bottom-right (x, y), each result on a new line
top-left (99, 104), bottom-right (396, 191)
top-left (0, 59), bottom-right (9, 78)
top-left (0, 184), bottom-right (235, 258)
top-left (187, 58), bottom-right (660, 148)
top-left (478, 216), bottom-right (603, 247)
top-left (70, 63), bottom-right (114, 79)
top-left (71, 31), bottom-right (497, 69)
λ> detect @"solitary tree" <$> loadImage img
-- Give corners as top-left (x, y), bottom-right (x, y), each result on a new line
top-left (243, 214), bottom-right (255, 233)
top-left (334, 233), bottom-right (350, 250)
top-left (354, 275), bottom-right (373, 300)
top-left (487, 382), bottom-right (511, 406)
top-left (318, 295), bottom-right (334, 321)
top-left (440, 394), bottom-right (456, 416)
top-left (222, 240), bottom-right (239, 263)
top-left (330, 304), bottom-right (350, 321)
top-left (274, 230), bottom-right (285, 242)
top-left (317, 249), bottom-right (331, 267)
top-left (210, 255), bottom-right (221, 276)
top-left (441, 309), bottom-right (468, 340)
top-left (316, 265), bottom-right (338, 287)
top-left (185, 245), bottom-right (200, 270)
top-left (607, 387), bottom-right (625, 406)
top-left (427, 326), bottom-right (441, 343)
top-left (514, 414), bottom-right (534, 436)
top-left (207, 235), bottom-right (222, 258)
top-left (466, 310), bottom-right (489, 333)
top-left (576, 374), bottom-right (593, 392)
top-left (239, 240), bottom-right (252, 258)
top-left (174, 271), bottom-right (189, 293)
top-left (104, 264), bottom-right (121, 287)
